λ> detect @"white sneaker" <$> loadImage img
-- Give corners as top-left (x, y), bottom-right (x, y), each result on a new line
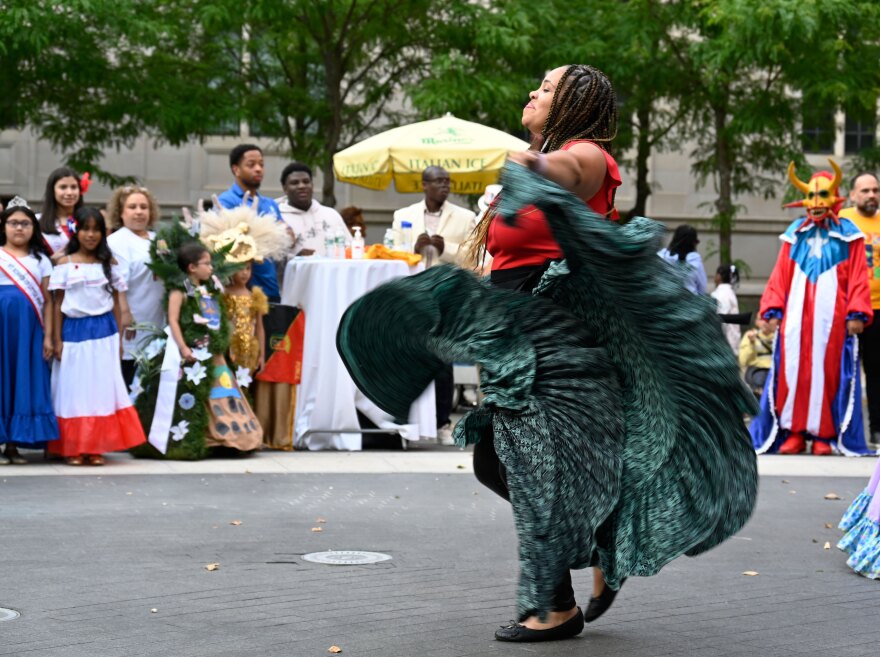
top-left (437, 423), bottom-right (455, 446)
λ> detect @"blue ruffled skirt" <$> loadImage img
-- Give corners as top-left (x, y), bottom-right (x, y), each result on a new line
top-left (838, 462), bottom-right (880, 579)
top-left (0, 286), bottom-right (59, 446)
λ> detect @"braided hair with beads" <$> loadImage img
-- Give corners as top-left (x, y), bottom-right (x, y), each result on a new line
top-left (464, 64), bottom-right (619, 269)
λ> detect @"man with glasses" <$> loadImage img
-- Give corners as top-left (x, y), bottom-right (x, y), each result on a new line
top-left (393, 167), bottom-right (476, 444)
top-left (393, 166), bottom-right (476, 268)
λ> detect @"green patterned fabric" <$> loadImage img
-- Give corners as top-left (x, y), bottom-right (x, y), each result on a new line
top-left (337, 162), bottom-right (758, 620)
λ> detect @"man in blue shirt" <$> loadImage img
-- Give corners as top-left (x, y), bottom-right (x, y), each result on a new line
top-left (217, 143), bottom-right (283, 302)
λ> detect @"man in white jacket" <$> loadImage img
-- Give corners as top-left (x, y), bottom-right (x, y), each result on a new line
top-left (393, 167), bottom-right (476, 444)
top-left (276, 162), bottom-right (351, 257)
top-left (392, 166), bottom-right (476, 268)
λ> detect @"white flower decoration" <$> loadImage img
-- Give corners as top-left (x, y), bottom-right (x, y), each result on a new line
top-left (235, 366), bottom-right (252, 388)
top-left (191, 347), bottom-right (212, 362)
top-left (192, 314), bottom-right (209, 325)
top-left (169, 420), bottom-right (190, 442)
top-left (184, 362), bottom-right (208, 385)
top-left (129, 375), bottom-right (144, 403)
top-left (143, 338), bottom-right (167, 360)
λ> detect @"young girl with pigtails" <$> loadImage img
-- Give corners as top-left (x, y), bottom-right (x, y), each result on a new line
top-left (48, 207), bottom-right (146, 465)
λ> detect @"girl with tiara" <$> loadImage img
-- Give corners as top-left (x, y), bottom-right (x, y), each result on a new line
top-left (48, 207), bottom-right (145, 465)
top-left (0, 199), bottom-right (59, 464)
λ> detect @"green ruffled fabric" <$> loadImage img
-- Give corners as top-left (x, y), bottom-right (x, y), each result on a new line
top-left (337, 162), bottom-right (757, 620)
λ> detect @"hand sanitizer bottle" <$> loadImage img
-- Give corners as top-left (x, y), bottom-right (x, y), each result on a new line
top-left (351, 227), bottom-right (365, 259)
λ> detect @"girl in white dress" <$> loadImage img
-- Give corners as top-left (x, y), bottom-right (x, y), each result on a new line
top-left (107, 185), bottom-right (166, 385)
top-left (711, 264), bottom-right (741, 355)
top-left (48, 207), bottom-right (146, 465)
top-left (37, 167), bottom-right (85, 257)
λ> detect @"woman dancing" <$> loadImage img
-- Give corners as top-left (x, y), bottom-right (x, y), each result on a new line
top-left (338, 65), bottom-right (758, 643)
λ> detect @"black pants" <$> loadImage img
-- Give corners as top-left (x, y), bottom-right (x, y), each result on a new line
top-left (473, 432), bottom-right (577, 614)
top-left (435, 364), bottom-right (454, 428)
top-left (860, 318), bottom-right (880, 434)
top-left (121, 359), bottom-right (137, 388)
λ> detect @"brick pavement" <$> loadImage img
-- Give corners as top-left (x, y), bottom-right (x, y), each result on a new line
top-left (0, 473), bottom-right (876, 657)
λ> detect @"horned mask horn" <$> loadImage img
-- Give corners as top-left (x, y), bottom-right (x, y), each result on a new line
top-left (787, 161), bottom-right (809, 194)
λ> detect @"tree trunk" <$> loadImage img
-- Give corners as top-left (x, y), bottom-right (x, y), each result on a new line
top-left (321, 159), bottom-right (337, 209)
top-left (714, 102), bottom-right (734, 264)
top-left (626, 101), bottom-right (652, 220)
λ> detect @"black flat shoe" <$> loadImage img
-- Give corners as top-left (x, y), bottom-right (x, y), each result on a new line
top-left (494, 607), bottom-right (584, 642)
top-left (584, 578), bottom-right (625, 623)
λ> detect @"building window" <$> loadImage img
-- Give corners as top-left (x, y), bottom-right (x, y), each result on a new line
top-left (845, 104), bottom-right (876, 154)
top-left (802, 104), bottom-right (835, 154)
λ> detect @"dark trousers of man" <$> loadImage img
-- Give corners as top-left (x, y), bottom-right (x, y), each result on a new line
top-left (860, 316), bottom-right (880, 437)
top-left (473, 432), bottom-right (577, 616)
top-left (435, 364), bottom-right (454, 428)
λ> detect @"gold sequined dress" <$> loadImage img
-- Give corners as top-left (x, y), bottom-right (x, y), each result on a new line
top-left (224, 286), bottom-right (269, 374)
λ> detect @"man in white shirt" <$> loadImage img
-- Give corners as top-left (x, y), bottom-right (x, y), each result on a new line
top-left (393, 167), bottom-right (477, 444)
top-left (392, 166), bottom-right (476, 268)
top-left (276, 162), bottom-right (351, 256)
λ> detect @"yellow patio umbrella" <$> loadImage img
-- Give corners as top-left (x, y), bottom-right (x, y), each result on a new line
top-left (333, 114), bottom-right (530, 195)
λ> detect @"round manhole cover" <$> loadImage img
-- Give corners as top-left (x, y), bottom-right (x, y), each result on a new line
top-left (0, 608), bottom-right (20, 622)
top-left (302, 550), bottom-right (392, 565)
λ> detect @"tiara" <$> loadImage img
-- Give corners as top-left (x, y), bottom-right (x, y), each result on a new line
top-left (7, 195), bottom-right (30, 209)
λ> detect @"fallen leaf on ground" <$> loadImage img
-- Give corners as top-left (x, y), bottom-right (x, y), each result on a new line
top-left (811, 539), bottom-right (818, 543)
top-left (126, 492), bottom-right (133, 496)
top-left (456, 464), bottom-right (465, 469)
top-left (328, 647), bottom-right (342, 654)
top-left (742, 571), bottom-right (759, 576)
top-left (311, 527), bottom-right (323, 532)
top-left (789, 490), bottom-right (797, 495)
top-left (150, 608), bottom-right (158, 613)
top-left (205, 563), bottom-right (220, 571)
top-left (229, 520), bottom-right (242, 526)
top-left (316, 518), bottom-right (327, 523)
top-left (824, 493), bottom-right (842, 500)
top-left (781, 480), bottom-right (790, 484)
top-left (824, 542), bottom-right (831, 550)
top-left (825, 523), bottom-right (833, 529)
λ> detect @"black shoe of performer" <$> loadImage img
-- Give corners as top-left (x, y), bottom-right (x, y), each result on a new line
top-left (584, 578), bottom-right (626, 623)
top-left (494, 607), bottom-right (584, 642)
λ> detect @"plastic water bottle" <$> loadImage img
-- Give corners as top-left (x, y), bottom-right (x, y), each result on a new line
top-left (351, 226), bottom-right (365, 260)
top-left (383, 228), bottom-right (395, 250)
top-left (323, 234), bottom-right (335, 258)
top-left (334, 230), bottom-right (346, 259)
top-left (400, 221), bottom-right (413, 252)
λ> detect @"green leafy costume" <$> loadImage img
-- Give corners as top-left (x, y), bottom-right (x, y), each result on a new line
top-left (131, 221), bottom-right (242, 460)
top-left (337, 163), bottom-right (758, 619)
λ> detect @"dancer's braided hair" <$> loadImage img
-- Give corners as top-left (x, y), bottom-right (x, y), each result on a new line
top-left (464, 64), bottom-right (618, 269)
top-left (541, 64), bottom-right (618, 154)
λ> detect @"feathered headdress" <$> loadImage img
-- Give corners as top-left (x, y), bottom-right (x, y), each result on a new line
top-left (196, 205), bottom-right (291, 263)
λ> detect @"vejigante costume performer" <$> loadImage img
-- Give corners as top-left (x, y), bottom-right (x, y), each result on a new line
top-left (751, 160), bottom-right (874, 456)
top-left (337, 162), bottom-right (758, 622)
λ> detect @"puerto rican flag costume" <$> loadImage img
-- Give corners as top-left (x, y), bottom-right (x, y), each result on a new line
top-left (751, 162), bottom-right (874, 455)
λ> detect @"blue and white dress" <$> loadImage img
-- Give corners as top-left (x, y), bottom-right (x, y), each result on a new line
top-left (839, 462), bottom-right (880, 579)
top-left (0, 249), bottom-right (59, 447)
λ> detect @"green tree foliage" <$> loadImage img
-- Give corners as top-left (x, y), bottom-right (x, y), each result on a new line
top-left (0, 1), bottom-right (230, 183)
top-left (669, 0), bottom-right (880, 262)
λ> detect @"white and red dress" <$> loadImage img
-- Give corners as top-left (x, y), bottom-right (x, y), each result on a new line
top-left (47, 261), bottom-right (146, 456)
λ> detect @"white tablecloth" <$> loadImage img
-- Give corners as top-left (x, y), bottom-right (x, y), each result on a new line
top-left (281, 258), bottom-right (437, 450)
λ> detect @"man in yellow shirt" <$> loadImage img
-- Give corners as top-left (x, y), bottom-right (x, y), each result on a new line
top-left (840, 172), bottom-right (880, 447)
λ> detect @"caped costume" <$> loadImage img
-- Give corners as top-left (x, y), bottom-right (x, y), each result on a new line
top-left (337, 162), bottom-right (759, 619)
top-left (750, 160), bottom-right (874, 455)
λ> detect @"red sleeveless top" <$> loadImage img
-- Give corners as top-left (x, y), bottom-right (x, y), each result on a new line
top-left (487, 140), bottom-right (621, 271)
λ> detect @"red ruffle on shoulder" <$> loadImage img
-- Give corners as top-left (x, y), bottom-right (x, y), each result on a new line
top-left (488, 141), bottom-right (621, 271)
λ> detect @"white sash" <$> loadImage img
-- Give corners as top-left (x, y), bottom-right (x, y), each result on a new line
top-left (0, 249), bottom-right (45, 325)
top-left (147, 326), bottom-right (182, 454)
